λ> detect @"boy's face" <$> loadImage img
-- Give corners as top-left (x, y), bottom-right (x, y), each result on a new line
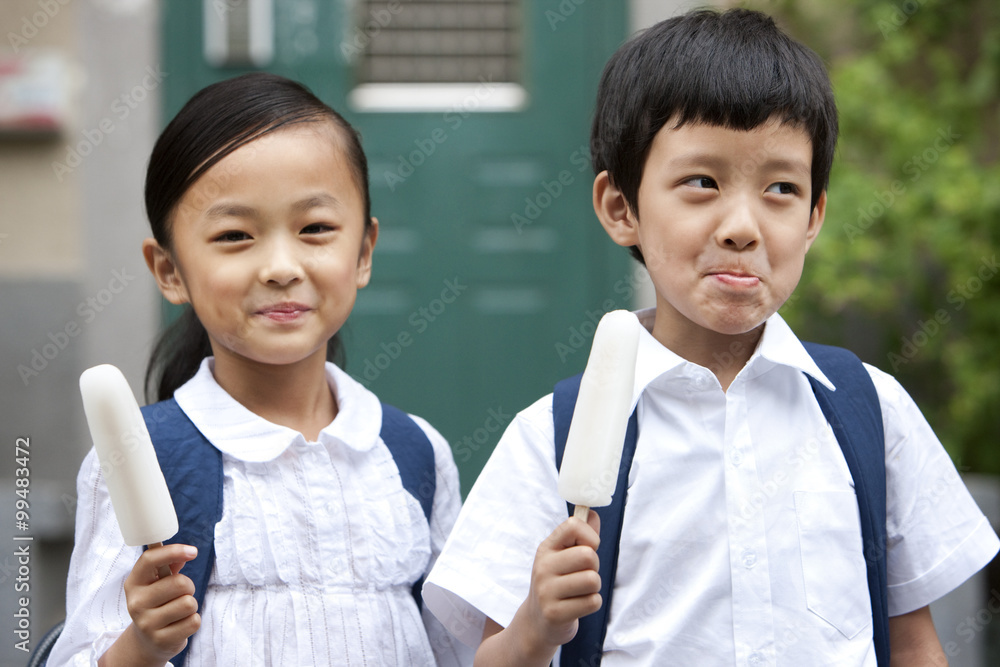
top-left (596, 117), bottom-right (825, 345)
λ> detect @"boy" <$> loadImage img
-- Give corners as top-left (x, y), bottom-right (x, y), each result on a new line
top-left (423, 8), bottom-right (999, 666)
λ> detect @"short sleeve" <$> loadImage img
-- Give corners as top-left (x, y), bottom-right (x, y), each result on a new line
top-left (870, 365), bottom-right (1000, 616)
top-left (409, 414), bottom-right (476, 666)
top-left (45, 448), bottom-right (151, 666)
top-left (423, 395), bottom-right (569, 648)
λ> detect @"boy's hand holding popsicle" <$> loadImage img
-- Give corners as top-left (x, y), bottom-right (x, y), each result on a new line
top-left (478, 311), bottom-right (640, 666)
top-left (80, 365), bottom-right (201, 666)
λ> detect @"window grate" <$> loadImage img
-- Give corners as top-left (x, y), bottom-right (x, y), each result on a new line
top-left (355, 1), bottom-right (521, 84)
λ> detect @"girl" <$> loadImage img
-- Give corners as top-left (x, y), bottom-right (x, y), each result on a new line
top-left (49, 73), bottom-right (472, 666)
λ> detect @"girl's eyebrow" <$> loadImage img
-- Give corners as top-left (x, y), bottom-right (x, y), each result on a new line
top-left (292, 193), bottom-right (340, 213)
top-left (203, 194), bottom-right (340, 221)
top-left (204, 202), bottom-right (257, 221)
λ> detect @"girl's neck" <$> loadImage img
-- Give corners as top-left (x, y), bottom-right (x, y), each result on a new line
top-left (210, 348), bottom-right (337, 442)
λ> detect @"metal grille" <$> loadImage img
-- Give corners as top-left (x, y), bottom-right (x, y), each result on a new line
top-left (356, 1), bottom-right (521, 84)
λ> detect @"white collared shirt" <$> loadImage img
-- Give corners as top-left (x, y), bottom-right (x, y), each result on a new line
top-left (51, 359), bottom-right (474, 667)
top-left (424, 310), bottom-right (999, 666)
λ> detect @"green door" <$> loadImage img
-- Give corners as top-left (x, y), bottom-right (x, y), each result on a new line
top-left (162, 1), bottom-right (629, 492)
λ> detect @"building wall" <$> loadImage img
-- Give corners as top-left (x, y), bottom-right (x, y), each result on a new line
top-left (1, 1), bottom-right (161, 663)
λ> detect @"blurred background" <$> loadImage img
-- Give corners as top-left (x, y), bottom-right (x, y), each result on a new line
top-left (0, 0), bottom-right (997, 664)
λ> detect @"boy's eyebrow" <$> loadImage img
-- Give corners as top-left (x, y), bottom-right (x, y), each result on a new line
top-left (670, 153), bottom-right (811, 177)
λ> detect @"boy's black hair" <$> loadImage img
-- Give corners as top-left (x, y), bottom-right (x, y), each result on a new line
top-left (591, 8), bottom-right (838, 264)
top-left (144, 73), bottom-right (371, 402)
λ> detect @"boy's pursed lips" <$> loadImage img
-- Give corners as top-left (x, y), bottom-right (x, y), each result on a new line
top-left (705, 269), bottom-right (761, 287)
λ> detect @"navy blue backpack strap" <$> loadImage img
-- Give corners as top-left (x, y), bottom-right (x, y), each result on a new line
top-left (379, 401), bottom-right (437, 609)
top-left (802, 342), bottom-right (889, 666)
top-left (142, 398), bottom-right (223, 667)
top-left (553, 373), bottom-right (639, 667)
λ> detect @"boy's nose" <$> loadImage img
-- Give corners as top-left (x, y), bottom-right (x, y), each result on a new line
top-left (259, 239), bottom-right (304, 286)
top-left (716, 200), bottom-right (761, 251)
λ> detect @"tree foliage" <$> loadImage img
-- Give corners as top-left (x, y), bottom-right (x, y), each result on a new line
top-left (742, 0), bottom-right (1000, 472)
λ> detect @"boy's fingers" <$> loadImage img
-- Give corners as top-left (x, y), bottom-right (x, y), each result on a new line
top-left (544, 516), bottom-right (601, 552)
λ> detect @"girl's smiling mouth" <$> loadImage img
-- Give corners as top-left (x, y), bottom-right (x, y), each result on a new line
top-left (255, 302), bottom-right (312, 322)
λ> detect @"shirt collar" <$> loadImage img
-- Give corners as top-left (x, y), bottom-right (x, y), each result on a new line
top-left (629, 308), bottom-right (835, 403)
top-left (172, 358), bottom-right (383, 462)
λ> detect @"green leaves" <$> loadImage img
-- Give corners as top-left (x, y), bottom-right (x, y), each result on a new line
top-left (761, 0), bottom-right (1000, 472)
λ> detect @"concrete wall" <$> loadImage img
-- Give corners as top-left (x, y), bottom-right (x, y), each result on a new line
top-left (1, 1), bottom-right (161, 664)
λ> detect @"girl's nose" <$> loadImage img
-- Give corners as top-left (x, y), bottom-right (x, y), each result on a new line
top-left (259, 239), bottom-right (304, 286)
top-left (716, 197), bottom-right (761, 251)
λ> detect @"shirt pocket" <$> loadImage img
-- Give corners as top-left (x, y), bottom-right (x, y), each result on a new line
top-left (794, 490), bottom-right (872, 639)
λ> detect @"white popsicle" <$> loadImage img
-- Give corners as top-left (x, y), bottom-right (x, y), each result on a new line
top-left (79, 365), bottom-right (178, 564)
top-left (558, 310), bottom-right (641, 520)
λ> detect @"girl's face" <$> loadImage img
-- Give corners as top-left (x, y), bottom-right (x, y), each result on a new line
top-left (144, 123), bottom-right (377, 370)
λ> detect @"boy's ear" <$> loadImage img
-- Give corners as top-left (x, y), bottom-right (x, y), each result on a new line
top-left (142, 238), bottom-right (190, 305)
top-left (356, 217), bottom-right (379, 289)
top-left (804, 190), bottom-right (827, 251)
top-left (593, 171), bottom-right (640, 248)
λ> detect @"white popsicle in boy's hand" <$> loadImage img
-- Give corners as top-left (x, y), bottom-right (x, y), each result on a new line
top-left (80, 364), bottom-right (178, 577)
top-left (558, 310), bottom-right (641, 522)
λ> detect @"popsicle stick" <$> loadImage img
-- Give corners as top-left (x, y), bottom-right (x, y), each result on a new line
top-left (573, 504), bottom-right (590, 522)
top-left (148, 542), bottom-right (172, 579)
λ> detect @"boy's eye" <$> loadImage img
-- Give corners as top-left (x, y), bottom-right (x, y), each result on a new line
top-left (765, 182), bottom-right (798, 195)
top-left (683, 176), bottom-right (718, 189)
top-left (214, 230), bottom-right (251, 243)
top-left (301, 223), bottom-right (335, 235)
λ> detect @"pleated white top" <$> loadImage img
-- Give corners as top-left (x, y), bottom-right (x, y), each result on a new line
top-left (50, 358), bottom-right (473, 666)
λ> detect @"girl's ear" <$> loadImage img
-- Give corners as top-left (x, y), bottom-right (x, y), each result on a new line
top-left (142, 238), bottom-right (190, 305)
top-left (356, 217), bottom-right (379, 289)
top-left (593, 171), bottom-right (640, 248)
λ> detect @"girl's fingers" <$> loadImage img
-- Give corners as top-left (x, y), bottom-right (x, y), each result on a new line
top-left (129, 544), bottom-right (198, 586)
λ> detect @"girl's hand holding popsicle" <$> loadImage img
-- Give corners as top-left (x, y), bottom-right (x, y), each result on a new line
top-left (80, 364), bottom-right (201, 665)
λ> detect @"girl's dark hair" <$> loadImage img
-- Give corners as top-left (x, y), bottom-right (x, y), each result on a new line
top-left (591, 8), bottom-right (839, 264)
top-left (144, 73), bottom-right (371, 402)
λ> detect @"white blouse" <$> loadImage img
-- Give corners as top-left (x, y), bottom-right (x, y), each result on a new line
top-left (50, 359), bottom-right (473, 666)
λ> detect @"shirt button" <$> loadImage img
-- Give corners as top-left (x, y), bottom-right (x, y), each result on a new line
top-left (748, 651), bottom-right (765, 666)
top-left (729, 449), bottom-right (743, 467)
top-left (741, 549), bottom-right (757, 569)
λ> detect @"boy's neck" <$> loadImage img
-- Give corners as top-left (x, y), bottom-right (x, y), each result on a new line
top-left (209, 349), bottom-right (338, 441)
top-left (650, 310), bottom-right (764, 392)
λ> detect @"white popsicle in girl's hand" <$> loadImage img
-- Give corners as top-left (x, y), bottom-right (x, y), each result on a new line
top-left (80, 364), bottom-right (178, 577)
top-left (557, 310), bottom-right (641, 522)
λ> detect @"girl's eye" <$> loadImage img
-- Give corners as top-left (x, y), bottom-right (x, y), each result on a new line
top-left (765, 182), bottom-right (798, 195)
top-left (301, 223), bottom-right (335, 235)
top-left (214, 230), bottom-right (251, 243)
top-left (683, 176), bottom-right (717, 189)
